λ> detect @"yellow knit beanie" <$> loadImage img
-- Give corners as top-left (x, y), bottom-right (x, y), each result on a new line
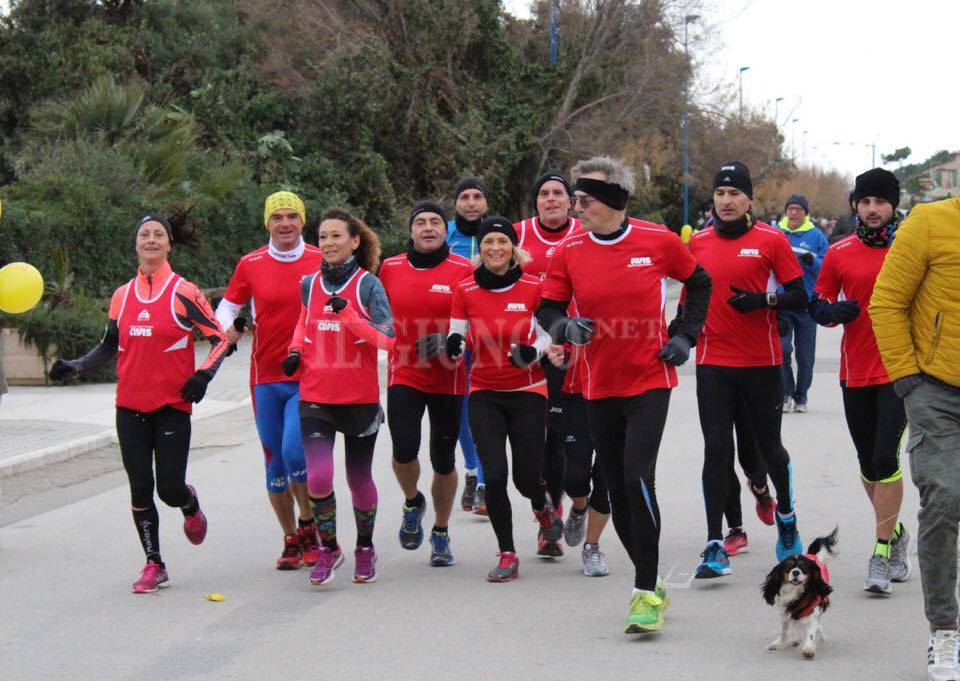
top-left (264, 191), bottom-right (306, 227)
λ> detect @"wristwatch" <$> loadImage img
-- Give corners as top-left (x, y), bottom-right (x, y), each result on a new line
top-left (765, 292), bottom-right (778, 308)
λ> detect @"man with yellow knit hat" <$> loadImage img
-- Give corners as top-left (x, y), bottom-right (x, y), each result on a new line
top-left (216, 191), bottom-right (326, 570)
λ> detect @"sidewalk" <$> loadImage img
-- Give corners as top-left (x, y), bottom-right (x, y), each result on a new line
top-left (0, 338), bottom-right (255, 475)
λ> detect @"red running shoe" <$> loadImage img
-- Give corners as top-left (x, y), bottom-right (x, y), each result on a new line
top-left (132, 560), bottom-right (169, 594)
top-left (487, 551), bottom-right (519, 582)
top-left (723, 527), bottom-right (749, 556)
top-left (276, 533), bottom-right (302, 570)
top-left (534, 506), bottom-right (564, 558)
top-left (299, 522), bottom-right (320, 567)
top-left (182, 485), bottom-right (207, 545)
top-left (750, 483), bottom-right (776, 526)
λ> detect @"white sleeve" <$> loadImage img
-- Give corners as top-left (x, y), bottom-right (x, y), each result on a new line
top-left (532, 322), bottom-right (552, 353)
top-left (448, 318), bottom-right (468, 336)
top-left (215, 298), bottom-right (243, 331)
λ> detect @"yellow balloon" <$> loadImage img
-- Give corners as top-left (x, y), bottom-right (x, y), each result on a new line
top-left (0, 262), bottom-right (44, 314)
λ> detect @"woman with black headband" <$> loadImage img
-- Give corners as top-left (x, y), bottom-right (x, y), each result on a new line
top-left (538, 156), bottom-right (711, 634)
top-left (430, 216), bottom-right (560, 582)
top-left (49, 214), bottom-right (229, 594)
top-left (446, 176), bottom-right (488, 513)
top-left (687, 161), bottom-right (807, 580)
top-left (380, 201), bottom-right (473, 567)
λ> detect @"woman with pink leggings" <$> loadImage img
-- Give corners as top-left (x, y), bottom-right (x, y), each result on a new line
top-left (283, 207), bottom-right (394, 587)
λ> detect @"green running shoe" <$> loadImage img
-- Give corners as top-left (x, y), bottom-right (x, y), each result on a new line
top-left (625, 590), bottom-right (666, 633)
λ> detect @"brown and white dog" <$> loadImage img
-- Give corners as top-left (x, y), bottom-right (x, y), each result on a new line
top-left (761, 528), bottom-right (839, 659)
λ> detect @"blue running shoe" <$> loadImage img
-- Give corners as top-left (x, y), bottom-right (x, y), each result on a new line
top-left (775, 512), bottom-right (802, 561)
top-left (429, 530), bottom-right (455, 567)
top-left (695, 540), bottom-right (732, 579)
top-left (399, 501), bottom-right (425, 550)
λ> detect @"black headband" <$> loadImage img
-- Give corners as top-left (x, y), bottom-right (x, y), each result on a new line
top-left (135, 214), bottom-right (174, 243)
top-left (409, 200), bottom-right (448, 229)
top-left (574, 177), bottom-right (629, 210)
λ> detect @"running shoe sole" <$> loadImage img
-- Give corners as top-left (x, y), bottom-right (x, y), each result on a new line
top-left (276, 558), bottom-right (302, 571)
top-left (487, 570), bottom-right (519, 583)
top-left (537, 542), bottom-right (563, 558)
top-left (864, 582), bottom-right (892, 595)
top-left (132, 580), bottom-right (170, 594)
top-left (695, 564), bottom-right (731, 579)
top-left (309, 552), bottom-right (344, 587)
top-left (353, 573), bottom-right (377, 584)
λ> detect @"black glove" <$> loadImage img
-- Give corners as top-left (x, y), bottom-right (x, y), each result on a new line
top-left (798, 251), bottom-right (814, 266)
top-left (832, 301), bottom-right (861, 324)
top-left (508, 343), bottom-right (540, 368)
top-left (667, 316), bottom-right (681, 338)
top-left (325, 296), bottom-right (348, 314)
top-left (49, 358), bottom-right (78, 381)
top-left (657, 335), bottom-right (691, 366)
top-left (777, 313), bottom-right (789, 337)
top-left (225, 317), bottom-right (247, 357)
top-left (416, 333), bottom-right (446, 359)
top-left (180, 371), bottom-right (212, 403)
top-left (893, 374), bottom-right (923, 399)
top-left (445, 333), bottom-right (465, 359)
top-left (727, 285), bottom-right (767, 313)
top-left (562, 317), bottom-right (596, 346)
top-left (282, 351), bottom-right (301, 377)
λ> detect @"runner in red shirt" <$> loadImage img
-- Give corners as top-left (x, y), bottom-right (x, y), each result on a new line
top-left (538, 157), bottom-right (711, 634)
top-left (50, 215), bottom-right (228, 594)
top-left (515, 172), bottom-right (587, 558)
top-left (430, 216), bottom-right (559, 582)
top-left (380, 201), bottom-right (472, 567)
top-left (284, 207), bottom-right (394, 587)
top-left (216, 191), bottom-right (325, 571)
top-left (811, 168), bottom-right (909, 593)
top-left (687, 161), bottom-right (808, 581)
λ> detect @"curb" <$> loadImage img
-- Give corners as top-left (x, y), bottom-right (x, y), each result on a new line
top-left (0, 397), bottom-right (252, 477)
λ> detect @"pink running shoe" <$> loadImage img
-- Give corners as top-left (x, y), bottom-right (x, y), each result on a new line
top-left (132, 560), bottom-right (169, 594)
top-left (723, 527), bottom-right (749, 556)
top-left (354, 546), bottom-right (378, 583)
top-left (182, 484), bottom-right (207, 545)
top-left (309, 546), bottom-right (344, 586)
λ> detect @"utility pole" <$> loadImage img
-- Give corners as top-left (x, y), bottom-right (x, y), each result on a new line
top-left (682, 14), bottom-right (699, 228)
top-left (738, 66), bottom-right (750, 121)
top-left (774, 96), bottom-right (784, 128)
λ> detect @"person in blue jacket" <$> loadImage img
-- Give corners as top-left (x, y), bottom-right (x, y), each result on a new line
top-left (446, 177), bottom-right (489, 512)
top-left (777, 194), bottom-right (828, 412)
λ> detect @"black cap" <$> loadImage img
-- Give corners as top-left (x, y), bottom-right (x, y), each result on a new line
top-left (531, 172), bottom-right (571, 204)
top-left (476, 215), bottom-right (518, 245)
top-left (454, 177), bottom-right (488, 199)
top-left (409, 200), bottom-right (447, 229)
top-left (784, 194), bottom-right (809, 214)
top-left (853, 168), bottom-right (900, 209)
top-left (713, 161), bottom-right (753, 199)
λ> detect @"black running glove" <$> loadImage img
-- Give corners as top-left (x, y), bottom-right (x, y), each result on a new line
top-left (508, 343), bottom-right (540, 368)
top-left (416, 333), bottom-right (446, 359)
top-left (325, 296), bottom-right (348, 314)
top-left (727, 285), bottom-right (767, 313)
top-left (657, 335), bottom-right (692, 366)
top-left (445, 333), bottom-right (465, 359)
top-left (225, 317), bottom-right (247, 357)
top-left (180, 371), bottom-right (212, 403)
top-left (810, 298), bottom-right (861, 325)
top-left (282, 351), bottom-right (301, 377)
top-left (561, 317), bottom-right (596, 346)
top-left (798, 251), bottom-right (815, 266)
top-left (49, 359), bottom-right (78, 381)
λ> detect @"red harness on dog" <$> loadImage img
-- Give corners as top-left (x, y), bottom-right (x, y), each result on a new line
top-left (792, 554), bottom-right (831, 619)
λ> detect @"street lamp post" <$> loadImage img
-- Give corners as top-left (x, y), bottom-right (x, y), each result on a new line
top-left (774, 96), bottom-right (784, 127)
top-left (802, 130), bottom-right (809, 166)
top-left (682, 14), bottom-right (700, 229)
top-left (791, 117), bottom-right (800, 160)
top-left (738, 66), bottom-right (750, 121)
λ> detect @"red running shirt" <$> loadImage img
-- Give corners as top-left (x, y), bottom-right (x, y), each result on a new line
top-left (515, 216), bottom-right (582, 281)
top-left (689, 223), bottom-right (803, 367)
top-left (542, 222), bottom-right (698, 399)
top-left (815, 235), bottom-right (891, 387)
top-left (380, 252), bottom-right (472, 394)
top-left (222, 244), bottom-right (324, 385)
top-left (450, 274), bottom-right (545, 392)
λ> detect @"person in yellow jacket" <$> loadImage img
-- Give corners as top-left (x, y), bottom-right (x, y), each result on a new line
top-left (870, 186), bottom-right (960, 681)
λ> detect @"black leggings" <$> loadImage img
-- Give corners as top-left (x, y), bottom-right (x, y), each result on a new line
top-left (725, 397), bottom-right (769, 529)
top-left (542, 360), bottom-right (566, 506)
top-left (469, 390), bottom-right (548, 552)
top-left (117, 406), bottom-right (193, 561)
top-left (387, 385), bottom-right (462, 474)
top-left (587, 389), bottom-right (671, 591)
top-left (561, 392), bottom-right (609, 514)
top-left (697, 365), bottom-right (793, 542)
top-left (841, 382), bottom-right (907, 482)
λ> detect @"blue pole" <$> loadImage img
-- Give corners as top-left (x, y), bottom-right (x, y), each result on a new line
top-left (550, 0), bottom-right (558, 65)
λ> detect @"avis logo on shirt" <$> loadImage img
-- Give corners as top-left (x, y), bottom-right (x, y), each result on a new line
top-left (430, 284), bottom-right (451, 294)
top-left (738, 248), bottom-right (761, 257)
top-left (129, 326), bottom-right (153, 337)
top-left (505, 302), bottom-right (528, 312)
top-left (316, 320), bottom-right (342, 332)
top-left (546, 246), bottom-right (557, 258)
top-left (628, 256), bottom-right (653, 267)
top-left (137, 309), bottom-right (151, 322)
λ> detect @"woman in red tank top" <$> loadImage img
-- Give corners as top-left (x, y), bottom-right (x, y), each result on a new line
top-left (49, 215), bottom-right (229, 594)
top-left (284, 207), bottom-right (395, 587)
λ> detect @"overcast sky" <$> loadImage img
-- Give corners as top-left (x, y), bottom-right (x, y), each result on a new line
top-left (505, 0), bottom-right (958, 179)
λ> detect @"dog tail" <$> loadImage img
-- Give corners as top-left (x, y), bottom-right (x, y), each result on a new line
top-left (806, 526), bottom-right (839, 562)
